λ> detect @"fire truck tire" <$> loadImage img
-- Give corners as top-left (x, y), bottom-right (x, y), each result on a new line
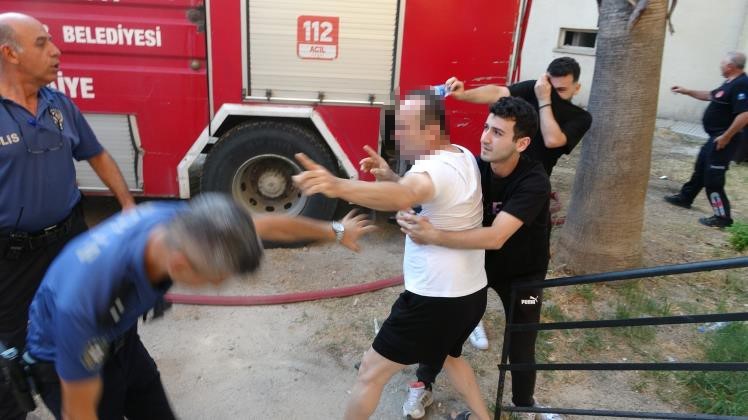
top-left (200, 120), bottom-right (339, 222)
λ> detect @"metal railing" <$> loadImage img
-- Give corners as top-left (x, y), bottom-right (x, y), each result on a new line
top-left (494, 256), bottom-right (748, 420)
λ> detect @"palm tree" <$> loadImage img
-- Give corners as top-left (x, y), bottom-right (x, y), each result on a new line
top-left (555, 0), bottom-right (669, 272)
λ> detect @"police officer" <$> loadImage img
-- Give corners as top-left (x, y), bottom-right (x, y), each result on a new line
top-left (19, 193), bottom-right (373, 419)
top-left (0, 13), bottom-right (135, 419)
top-left (665, 51), bottom-right (748, 227)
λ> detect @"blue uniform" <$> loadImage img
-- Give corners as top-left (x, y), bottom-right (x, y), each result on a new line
top-left (26, 202), bottom-right (185, 381)
top-left (0, 87), bottom-right (103, 420)
top-left (0, 87), bottom-right (103, 232)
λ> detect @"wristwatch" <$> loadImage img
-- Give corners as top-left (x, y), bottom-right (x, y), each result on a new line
top-left (331, 221), bottom-right (345, 243)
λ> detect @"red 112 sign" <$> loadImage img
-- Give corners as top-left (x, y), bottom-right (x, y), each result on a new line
top-left (297, 16), bottom-right (339, 60)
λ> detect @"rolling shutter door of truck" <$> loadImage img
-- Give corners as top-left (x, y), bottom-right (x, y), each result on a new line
top-left (74, 114), bottom-right (141, 192)
top-left (246, 0), bottom-right (398, 104)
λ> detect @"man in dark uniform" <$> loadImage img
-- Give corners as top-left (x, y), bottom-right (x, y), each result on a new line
top-left (0, 13), bottom-right (135, 419)
top-left (665, 51), bottom-right (748, 227)
top-left (395, 97), bottom-right (555, 419)
top-left (15, 193), bottom-right (373, 420)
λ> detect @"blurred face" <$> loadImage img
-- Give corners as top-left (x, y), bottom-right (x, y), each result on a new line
top-left (167, 251), bottom-right (227, 288)
top-left (549, 73), bottom-right (580, 101)
top-left (719, 57), bottom-right (736, 78)
top-left (3, 18), bottom-right (61, 85)
top-left (394, 98), bottom-right (438, 160)
top-left (479, 113), bottom-right (529, 163)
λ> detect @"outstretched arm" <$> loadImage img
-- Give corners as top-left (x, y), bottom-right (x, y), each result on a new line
top-left (293, 153), bottom-right (435, 211)
top-left (254, 210), bottom-right (375, 252)
top-left (445, 77), bottom-right (510, 104)
top-left (671, 86), bottom-right (711, 101)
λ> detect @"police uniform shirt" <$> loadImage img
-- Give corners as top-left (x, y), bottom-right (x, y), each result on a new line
top-left (508, 80), bottom-right (592, 176)
top-left (25, 202), bottom-right (185, 381)
top-left (478, 154), bottom-right (551, 278)
top-left (702, 73), bottom-right (748, 136)
top-left (0, 87), bottom-right (104, 232)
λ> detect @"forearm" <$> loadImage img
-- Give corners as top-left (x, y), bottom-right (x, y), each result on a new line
top-left (61, 378), bottom-right (101, 420)
top-left (62, 405), bottom-right (97, 420)
top-left (457, 85), bottom-right (509, 104)
top-left (538, 107), bottom-right (568, 149)
top-left (87, 152), bottom-right (135, 208)
top-left (336, 180), bottom-right (419, 211)
top-left (720, 112), bottom-right (748, 141)
top-left (255, 216), bottom-right (334, 243)
top-left (684, 89), bottom-right (711, 101)
top-left (432, 227), bottom-right (507, 250)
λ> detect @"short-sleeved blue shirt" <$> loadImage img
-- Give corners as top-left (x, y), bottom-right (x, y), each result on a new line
top-left (26, 201), bottom-right (186, 381)
top-left (0, 87), bottom-right (104, 232)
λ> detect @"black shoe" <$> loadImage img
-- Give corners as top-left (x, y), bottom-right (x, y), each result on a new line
top-left (664, 194), bottom-right (692, 209)
top-left (699, 216), bottom-right (733, 228)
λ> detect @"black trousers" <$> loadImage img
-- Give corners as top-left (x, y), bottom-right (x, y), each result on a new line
top-left (0, 205), bottom-right (87, 420)
top-left (680, 136), bottom-right (741, 221)
top-left (416, 271), bottom-right (545, 407)
top-left (35, 327), bottom-right (176, 420)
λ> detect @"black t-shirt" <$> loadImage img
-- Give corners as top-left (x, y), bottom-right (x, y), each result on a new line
top-left (508, 80), bottom-right (592, 176)
top-left (702, 73), bottom-right (748, 136)
top-left (478, 154), bottom-right (550, 278)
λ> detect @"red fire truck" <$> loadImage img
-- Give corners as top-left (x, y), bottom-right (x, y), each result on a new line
top-left (2, 0), bottom-right (531, 220)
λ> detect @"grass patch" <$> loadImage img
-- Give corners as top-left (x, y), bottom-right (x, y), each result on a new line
top-left (542, 303), bottom-right (568, 322)
top-left (574, 284), bottom-right (596, 304)
top-left (726, 221), bottom-right (748, 252)
top-left (678, 322), bottom-right (748, 415)
top-left (535, 330), bottom-right (553, 363)
top-left (572, 330), bottom-right (604, 353)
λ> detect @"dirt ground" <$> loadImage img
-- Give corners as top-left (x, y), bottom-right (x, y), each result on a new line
top-left (28, 128), bottom-right (747, 420)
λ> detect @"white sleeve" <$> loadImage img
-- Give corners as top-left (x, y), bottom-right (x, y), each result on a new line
top-left (407, 157), bottom-right (451, 203)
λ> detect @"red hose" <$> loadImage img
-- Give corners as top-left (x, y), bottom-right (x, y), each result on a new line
top-left (165, 275), bottom-right (404, 306)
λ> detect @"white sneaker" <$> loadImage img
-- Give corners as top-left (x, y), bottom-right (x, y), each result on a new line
top-left (402, 381), bottom-right (433, 418)
top-left (533, 403), bottom-right (563, 420)
top-left (510, 403), bottom-right (563, 420)
top-left (468, 320), bottom-right (489, 350)
top-left (511, 411), bottom-right (535, 420)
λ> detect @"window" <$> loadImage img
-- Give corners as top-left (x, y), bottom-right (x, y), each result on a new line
top-left (555, 28), bottom-right (597, 55)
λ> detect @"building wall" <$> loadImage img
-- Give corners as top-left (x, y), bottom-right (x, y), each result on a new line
top-left (519, 0), bottom-right (748, 123)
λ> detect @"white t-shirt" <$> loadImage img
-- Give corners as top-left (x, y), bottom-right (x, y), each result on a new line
top-left (403, 144), bottom-right (486, 297)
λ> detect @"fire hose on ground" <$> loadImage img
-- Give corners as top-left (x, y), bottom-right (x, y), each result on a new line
top-left (165, 275), bottom-right (404, 306)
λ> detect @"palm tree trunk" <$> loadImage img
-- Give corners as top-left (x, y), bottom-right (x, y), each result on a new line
top-left (555, 0), bottom-right (668, 273)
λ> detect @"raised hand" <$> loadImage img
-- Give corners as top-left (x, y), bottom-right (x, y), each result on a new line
top-left (339, 209), bottom-right (377, 252)
top-left (534, 72), bottom-right (552, 104)
top-left (292, 153), bottom-right (342, 198)
top-left (445, 77), bottom-right (464, 99)
top-left (359, 145), bottom-right (398, 182)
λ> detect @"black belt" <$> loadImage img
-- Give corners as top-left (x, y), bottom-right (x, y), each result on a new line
top-left (1, 207), bottom-right (79, 258)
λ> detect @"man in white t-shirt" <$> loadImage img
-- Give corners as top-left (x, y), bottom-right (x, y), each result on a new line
top-left (293, 90), bottom-right (489, 420)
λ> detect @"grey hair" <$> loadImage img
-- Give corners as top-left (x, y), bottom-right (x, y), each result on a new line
top-left (165, 193), bottom-right (264, 277)
top-left (0, 14), bottom-right (22, 52)
top-left (727, 51), bottom-right (746, 70)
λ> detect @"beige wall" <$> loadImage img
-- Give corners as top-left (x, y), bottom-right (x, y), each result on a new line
top-left (519, 0), bottom-right (748, 123)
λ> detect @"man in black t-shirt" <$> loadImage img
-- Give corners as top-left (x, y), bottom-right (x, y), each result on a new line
top-left (446, 58), bottom-right (591, 354)
top-left (665, 51), bottom-right (748, 227)
top-left (446, 57), bottom-right (592, 177)
top-left (396, 97), bottom-right (555, 418)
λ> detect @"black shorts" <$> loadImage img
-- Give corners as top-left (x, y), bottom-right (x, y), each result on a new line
top-left (372, 287), bottom-right (487, 368)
